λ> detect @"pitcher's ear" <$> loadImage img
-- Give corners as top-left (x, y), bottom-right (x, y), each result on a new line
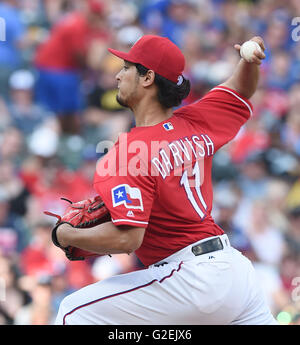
top-left (141, 69), bottom-right (156, 87)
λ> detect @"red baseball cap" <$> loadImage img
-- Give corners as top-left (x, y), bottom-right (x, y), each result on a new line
top-left (88, 0), bottom-right (104, 15)
top-left (108, 35), bottom-right (185, 84)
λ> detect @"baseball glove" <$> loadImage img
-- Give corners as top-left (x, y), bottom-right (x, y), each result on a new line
top-left (44, 196), bottom-right (111, 261)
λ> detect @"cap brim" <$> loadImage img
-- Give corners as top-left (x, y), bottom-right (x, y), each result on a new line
top-left (108, 48), bottom-right (138, 64)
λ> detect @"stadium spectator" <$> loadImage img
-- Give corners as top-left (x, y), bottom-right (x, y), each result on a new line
top-left (13, 275), bottom-right (55, 325)
top-left (33, 0), bottom-right (110, 134)
top-left (7, 69), bottom-right (51, 136)
top-left (0, 254), bottom-right (26, 324)
top-left (0, 0), bottom-right (26, 98)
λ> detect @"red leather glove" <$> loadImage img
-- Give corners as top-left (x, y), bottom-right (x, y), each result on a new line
top-left (44, 196), bottom-right (111, 261)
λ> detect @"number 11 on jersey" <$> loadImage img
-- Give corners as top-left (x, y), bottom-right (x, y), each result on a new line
top-left (180, 161), bottom-right (207, 219)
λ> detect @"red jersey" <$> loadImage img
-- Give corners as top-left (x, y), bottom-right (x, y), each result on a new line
top-left (93, 86), bottom-right (253, 266)
top-left (35, 12), bottom-right (109, 70)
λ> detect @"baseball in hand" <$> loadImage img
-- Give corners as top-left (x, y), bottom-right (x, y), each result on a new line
top-left (240, 41), bottom-right (263, 62)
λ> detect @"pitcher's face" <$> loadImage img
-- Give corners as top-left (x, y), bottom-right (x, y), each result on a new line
top-left (115, 61), bottom-right (140, 109)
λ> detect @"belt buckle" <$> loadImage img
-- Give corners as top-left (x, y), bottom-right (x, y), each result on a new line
top-left (191, 237), bottom-right (223, 256)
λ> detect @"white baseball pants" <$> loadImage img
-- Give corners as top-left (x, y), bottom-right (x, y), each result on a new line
top-left (55, 235), bottom-right (277, 325)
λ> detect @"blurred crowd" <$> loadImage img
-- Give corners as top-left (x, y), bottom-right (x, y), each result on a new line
top-left (0, 0), bottom-right (300, 325)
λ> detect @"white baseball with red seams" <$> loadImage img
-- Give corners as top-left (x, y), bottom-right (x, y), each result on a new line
top-left (240, 41), bottom-right (263, 62)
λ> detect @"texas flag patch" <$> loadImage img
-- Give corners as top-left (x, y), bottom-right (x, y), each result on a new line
top-left (112, 184), bottom-right (144, 211)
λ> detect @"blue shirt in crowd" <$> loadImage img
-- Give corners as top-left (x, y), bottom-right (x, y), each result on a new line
top-left (0, 2), bottom-right (25, 67)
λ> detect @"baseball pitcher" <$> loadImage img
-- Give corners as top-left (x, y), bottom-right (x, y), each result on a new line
top-left (48, 35), bottom-right (278, 325)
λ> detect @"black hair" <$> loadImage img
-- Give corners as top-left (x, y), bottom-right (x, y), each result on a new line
top-left (135, 63), bottom-right (190, 109)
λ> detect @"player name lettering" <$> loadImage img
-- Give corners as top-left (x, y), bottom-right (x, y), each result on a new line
top-left (108, 329), bottom-right (142, 343)
top-left (96, 132), bottom-right (214, 178)
top-left (151, 133), bottom-right (214, 179)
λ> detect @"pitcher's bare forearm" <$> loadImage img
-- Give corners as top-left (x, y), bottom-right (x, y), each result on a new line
top-left (56, 221), bottom-right (145, 255)
top-left (221, 36), bottom-right (266, 99)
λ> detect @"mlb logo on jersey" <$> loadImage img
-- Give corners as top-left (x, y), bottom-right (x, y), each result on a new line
top-left (163, 122), bottom-right (174, 131)
top-left (112, 184), bottom-right (144, 211)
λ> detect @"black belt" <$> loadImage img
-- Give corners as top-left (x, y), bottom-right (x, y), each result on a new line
top-left (154, 237), bottom-right (225, 267)
top-left (191, 237), bottom-right (224, 256)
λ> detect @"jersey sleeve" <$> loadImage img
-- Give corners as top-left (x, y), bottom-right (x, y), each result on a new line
top-left (93, 168), bottom-right (155, 229)
top-left (174, 85), bottom-right (253, 151)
